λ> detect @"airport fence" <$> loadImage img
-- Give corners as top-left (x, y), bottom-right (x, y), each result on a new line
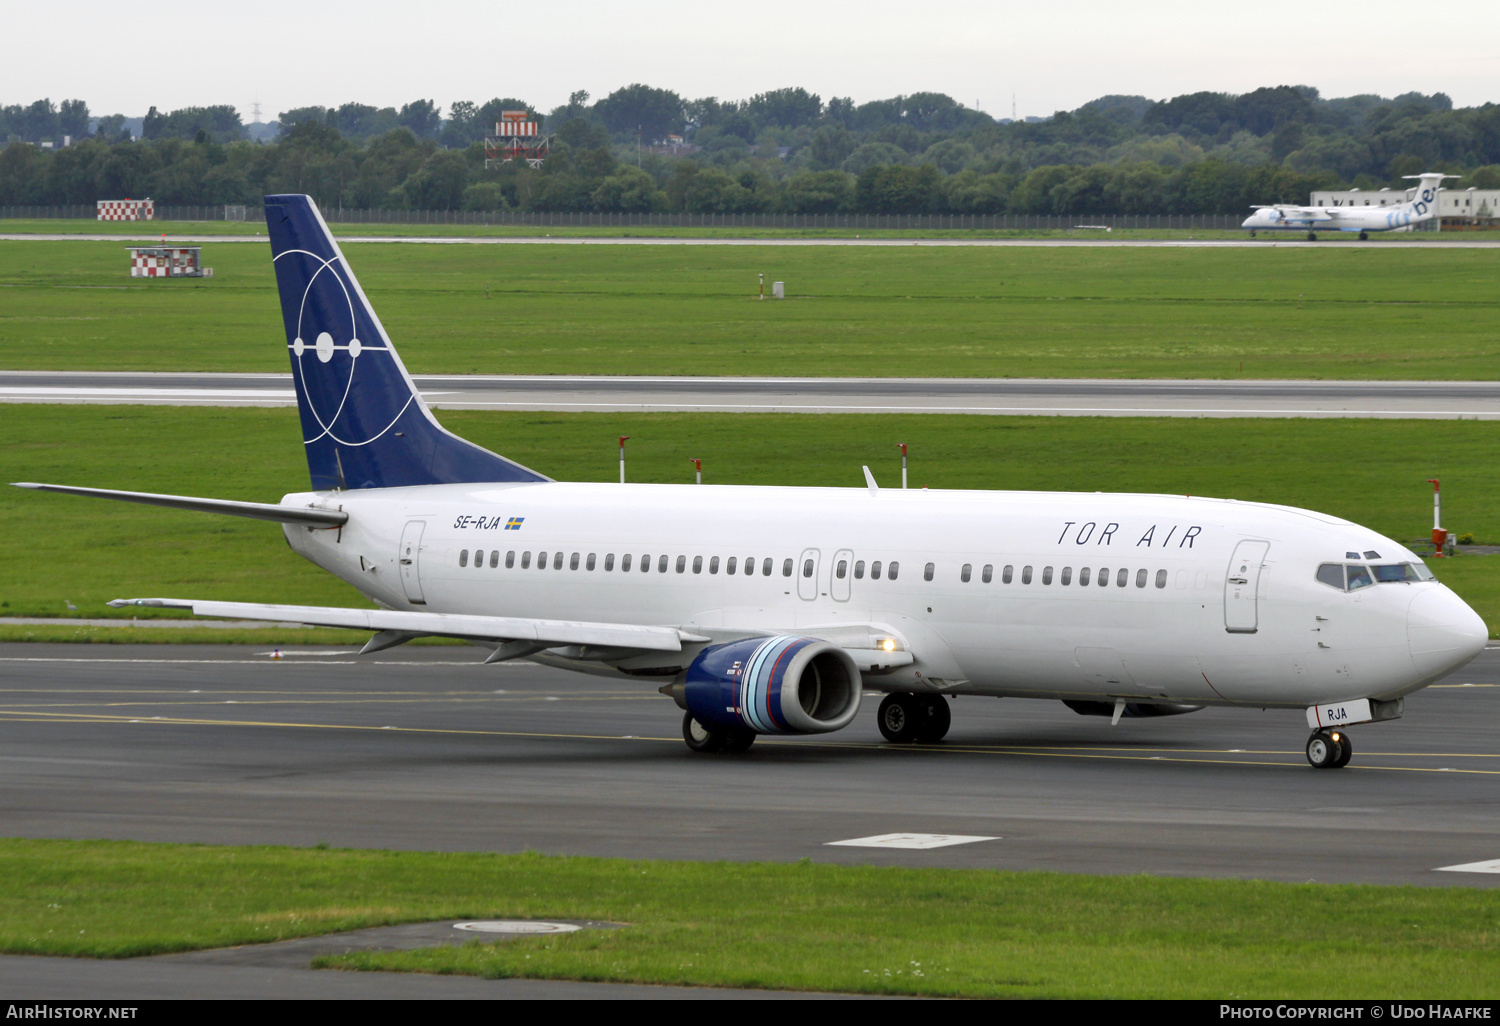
top-left (0, 205), bottom-right (1256, 231)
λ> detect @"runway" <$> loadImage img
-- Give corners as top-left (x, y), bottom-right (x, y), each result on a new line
top-left (2, 642), bottom-right (1497, 887)
top-left (6, 371), bottom-right (1500, 419)
top-left (5, 232), bottom-right (1500, 248)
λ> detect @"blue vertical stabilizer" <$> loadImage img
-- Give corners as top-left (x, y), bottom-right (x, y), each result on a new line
top-left (264, 194), bottom-right (548, 491)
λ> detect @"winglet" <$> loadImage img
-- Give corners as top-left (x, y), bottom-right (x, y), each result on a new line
top-left (863, 466), bottom-right (879, 495)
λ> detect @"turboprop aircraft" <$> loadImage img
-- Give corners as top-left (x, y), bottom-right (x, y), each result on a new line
top-left (13, 195), bottom-right (1488, 768)
top-left (1241, 172), bottom-right (1457, 240)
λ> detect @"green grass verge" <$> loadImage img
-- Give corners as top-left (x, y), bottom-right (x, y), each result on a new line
top-left (5, 403), bottom-right (1500, 632)
top-left (0, 838), bottom-right (1495, 998)
top-left (3, 237), bottom-right (1497, 378)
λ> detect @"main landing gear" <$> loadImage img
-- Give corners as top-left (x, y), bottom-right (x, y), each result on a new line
top-left (1306, 232), bottom-right (1318, 241)
top-left (1359, 231), bottom-right (1369, 240)
top-left (683, 712), bottom-right (755, 753)
top-left (877, 693), bottom-right (952, 744)
top-left (1306, 729), bottom-right (1353, 769)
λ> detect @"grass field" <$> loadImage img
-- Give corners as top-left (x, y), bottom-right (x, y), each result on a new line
top-left (1, 838), bottom-right (1495, 998)
top-left (6, 403), bottom-right (1500, 633)
top-left (3, 237), bottom-right (1498, 378)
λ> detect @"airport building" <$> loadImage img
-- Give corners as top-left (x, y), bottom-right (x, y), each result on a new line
top-left (1310, 186), bottom-right (1500, 228)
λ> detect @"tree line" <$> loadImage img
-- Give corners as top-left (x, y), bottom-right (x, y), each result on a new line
top-left (3, 85), bottom-right (1499, 215)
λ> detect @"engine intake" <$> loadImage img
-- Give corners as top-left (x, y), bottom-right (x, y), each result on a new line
top-left (685, 636), bottom-right (862, 735)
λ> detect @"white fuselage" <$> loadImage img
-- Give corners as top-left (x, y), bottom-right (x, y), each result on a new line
top-left (282, 482), bottom-right (1485, 710)
top-left (1241, 204), bottom-right (1430, 234)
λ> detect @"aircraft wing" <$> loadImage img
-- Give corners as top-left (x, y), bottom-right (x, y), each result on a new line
top-left (108, 597), bottom-right (706, 656)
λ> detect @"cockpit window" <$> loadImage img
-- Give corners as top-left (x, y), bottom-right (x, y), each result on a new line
top-left (1346, 565), bottom-right (1375, 591)
top-left (1411, 561), bottom-right (1436, 581)
top-left (1372, 564), bottom-right (1417, 583)
top-left (1316, 563), bottom-right (1345, 590)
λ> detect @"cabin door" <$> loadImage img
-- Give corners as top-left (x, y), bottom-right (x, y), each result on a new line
top-left (798, 548), bottom-right (821, 601)
top-left (399, 520), bottom-right (427, 605)
top-left (1224, 540), bottom-right (1269, 633)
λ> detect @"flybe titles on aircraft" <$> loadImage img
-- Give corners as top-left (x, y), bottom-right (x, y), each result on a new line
top-left (452, 515), bottom-right (524, 530)
top-left (1056, 521), bottom-right (1203, 548)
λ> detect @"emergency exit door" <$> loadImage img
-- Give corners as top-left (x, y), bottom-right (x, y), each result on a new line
top-left (399, 521), bottom-right (427, 605)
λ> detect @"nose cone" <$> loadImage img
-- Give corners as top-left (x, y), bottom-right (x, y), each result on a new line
top-left (1241, 214), bottom-right (1258, 228)
top-left (1408, 587), bottom-right (1487, 682)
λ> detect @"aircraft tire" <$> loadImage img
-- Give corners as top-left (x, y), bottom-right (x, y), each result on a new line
top-left (1307, 232), bottom-right (1318, 241)
top-left (877, 694), bottom-right (923, 743)
top-left (1306, 731), bottom-right (1341, 769)
top-left (721, 728), bottom-right (757, 753)
top-left (1332, 733), bottom-right (1352, 768)
top-left (1359, 231), bottom-right (1369, 240)
top-left (914, 694), bottom-right (952, 743)
top-left (683, 712), bottom-right (724, 753)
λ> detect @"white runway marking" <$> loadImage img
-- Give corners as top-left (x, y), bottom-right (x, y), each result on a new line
top-left (1434, 859), bottom-right (1500, 874)
top-left (826, 833), bottom-right (999, 850)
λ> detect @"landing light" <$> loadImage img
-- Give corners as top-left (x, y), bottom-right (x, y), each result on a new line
top-left (880, 639), bottom-right (896, 652)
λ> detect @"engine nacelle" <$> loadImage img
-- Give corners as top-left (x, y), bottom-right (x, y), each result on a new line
top-left (684, 636), bottom-right (862, 735)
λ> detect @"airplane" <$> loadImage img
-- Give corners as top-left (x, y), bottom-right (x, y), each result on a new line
top-left (13, 194), bottom-right (1488, 769)
top-left (1241, 172), bottom-right (1458, 240)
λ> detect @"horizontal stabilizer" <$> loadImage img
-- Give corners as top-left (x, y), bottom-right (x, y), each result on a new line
top-left (107, 598), bottom-right (704, 653)
top-left (12, 482), bottom-right (347, 527)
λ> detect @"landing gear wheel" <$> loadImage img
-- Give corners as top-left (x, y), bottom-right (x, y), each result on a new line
top-left (1306, 730), bottom-right (1344, 769)
top-left (1306, 232), bottom-right (1318, 241)
top-left (914, 694), bottom-right (952, 743)
top-left (1359, 231), bottom-right (1369, 240)
top-left (683, 713), bottom-right (723, 753)
top-left (721, 728), bottom-right (757, 753)
top-left (877, 694), bottom-right (922, 743)
top-left (1332, 732), bottom-right (1352, 768)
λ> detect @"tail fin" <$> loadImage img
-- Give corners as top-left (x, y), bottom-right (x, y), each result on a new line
top-left (1400, 172), bottom-right (1460, 221)
top-left (263, 195), bottom-right (547, 491)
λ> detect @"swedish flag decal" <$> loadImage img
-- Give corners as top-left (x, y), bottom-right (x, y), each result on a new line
top-left (505, 517), bottom-right (525, 530)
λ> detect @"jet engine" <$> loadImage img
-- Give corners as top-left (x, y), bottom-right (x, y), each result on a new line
top-left (683, 635), bottom-right (862, 735)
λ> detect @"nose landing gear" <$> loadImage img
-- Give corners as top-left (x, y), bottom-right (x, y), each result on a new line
top-left (877, 693), bottom-right (952, 744)
top-left (1306, 729), bottom-right (1352, 769)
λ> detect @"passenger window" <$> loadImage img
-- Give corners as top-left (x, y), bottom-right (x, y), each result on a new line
top-left (604, 553), bottom-right (615, 571)
top-left (621, 554), bottom-right (632, 571)
top-left (1116, 568), bottom-right (1128, 587)
top-left (982, 564), bottom-right (993, 583)
top-left (960, 563), bottom-right (971, 583)
top-left (1315, 563), bottom-right (1344, 590)
top-left (521, 551), bottom-right (532, 569)
top-left (1079, 566), bottom-right (1091, 586)
top-left (854, 560), bottom-right (865, 579)
top-left (1043, 566), bottom-right (1053, 585)
top-left (1346, 565), bottom-right (1375, 591)
top-left (537, 551), bottom-right (548, 569)
top-left (871, 560), bottom-right (883, 580)
top-left (676, 555), bottom-right (686, 573)
top-left (744, 557), bottom-right (755, 576)
top-left (459, 549), bottom-right (469, 567)
top-left (587, 553), bottom-right (596, 571)
top-left (1155, 569), bottom-right (1167, 589)
top-left (506, 550), bottom-right (516, 569)
top-left (476, 549), bottom-right (487, 568)
top-left (1022, 565), bottom-right (1033, 584)
top-left (726, 556), bottom-right (737, 574)
top-left (783, 558), bottom-right (793, 577)
top-left (570, 552), bottom-right (580, 570)
top-left (1098, 568), bottom-right (1109, 587)
top-left (925, 563), bottom-right (935, 581)
top-left (660, 555), bottom-right (670, 573)
top-left (554, 552), bottom-right (564, 570)
top-left (710, 556), bottom-right (720, 574)
top-left (888, 561), bottom-right (900, 580)
top-left (764, 558), bottom-right (773, 576)
top-left (836, 560), bottom-right (848, 579)
top-left (693, 555), bottom-right (703, 574)
top-left (490, 550), bottom-right (499, 568)
top-left (1061, 566), bottom-right (1072, 586)
top-left (642, 554), bottom-right (652, 572)
top-left (1002, 564), bottom-right (1014, 584)
top-left (1135, 569), bottom-right (1147, 588)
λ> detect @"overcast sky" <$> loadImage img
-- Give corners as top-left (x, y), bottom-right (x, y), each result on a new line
top-left (7, 0), bottom-right (1494, 121)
